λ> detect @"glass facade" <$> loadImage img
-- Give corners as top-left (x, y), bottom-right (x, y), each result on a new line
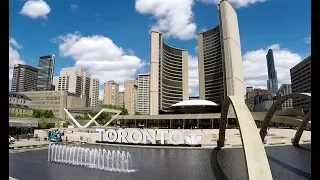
top-left (36, 55), bottom-right (55, 90)
top-left (266, 49), bottom-right (278, 95)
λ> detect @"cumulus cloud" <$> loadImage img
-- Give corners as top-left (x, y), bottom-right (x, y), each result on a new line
top-left (242, 44), bottom-right (302, 90)
top-left (20, 0), bottom-right (51, 19)
top-left (53, 32), bottom-right (145, 89)
top-left (304, 36), bottom-right (311, 44)
top-left (135, 0), bottom-right (196, 40)
top-left (198, 0), bottom-right (266, 8)
top-left (9, 38), bottom-right (23, 49)
top-left (70, 4), bottom-right (79, 11)
top-left (188, 55), bottom-right (199, 95)
top-left (9, 38), bottom-right (25, 80)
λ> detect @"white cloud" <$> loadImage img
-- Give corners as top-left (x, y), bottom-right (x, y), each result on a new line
top-left (304, 36), bottom-right (311, 44)
top-left (188, 55), bottom-right (199, 95)
top-left (9, 38), bottom-right (23, 49)
top-left (70, 4), bottom-right (79, 11)
top-left (198, 0), bottom-right (266, 8)
top-left (9, 38), bottom-right (25, 80)
top-left (53, 32), bottom-right (145, 90)
top-left (135, 0), bottom-right (196, 40)
top-left (242, 44), bottom-right (302, 90)
top-left (20, 0), bottom-right (51, 19)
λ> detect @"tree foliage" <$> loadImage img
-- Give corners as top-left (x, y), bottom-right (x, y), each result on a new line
top-left (245, 100), bottom-right (254, 112)
top-left (39, 117), bottom-right (48, 129)
top-left (33, 109), bottom-right (54, 118)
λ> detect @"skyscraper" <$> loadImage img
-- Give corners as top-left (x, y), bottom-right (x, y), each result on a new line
top-left (150, 31), bottom-right (189, 115)
top-left (290, 55), bottom-right (311, 113)
top-left (89, 78), bottom-right (100, 107)
top-left (266, 49), bottom-right (278, 95)
top-left (103, 80), bottom-right (119, 106)
top-left (197, 26), bottom-right (224, 104)
top-left (137, 72), bottom-right (150, 115)
top-left (36, 54), bottom-right (55, 91)
top-left (197, 0), bottom-right (245, 105)
top-left (124, 79), bottom-right (138, 115)
top-left (53, 66), bottom-right (92, 107)
top-left (11, 64), bottom-right (38, 92)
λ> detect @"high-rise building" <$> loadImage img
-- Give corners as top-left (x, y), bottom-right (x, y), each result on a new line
top-left (137, 72), bottom-right (150, 115)
top-left (103, 80), bottom-right (119, 106)
top-left (124, 79), bottom-right (138, 115)
top-left (36, 55), bottom-right (55, 91)
top-left (197, 26), bottom-right (224, 104)
top-left (150, 31), bottom-right (189, 115)
top-left (197, 0), bottom-right (245, 106)
top-left (53, 66), bottom-right (92, 107)
top-left (11, 64), bottom-right (38, 92)
top-left (278, 84), bottom-right (293, 110)
top-left (90, 78), bottom-right (100, 107)
top-left (118, 92), bottom-right (124, 108)
top-left (290, 55), bottom-right (311, 113)
top-left (266, 49), bottom-right (278, 95)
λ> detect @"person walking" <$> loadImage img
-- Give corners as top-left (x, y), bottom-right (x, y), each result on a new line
top-left (27, 133), bottom-right (30, 140)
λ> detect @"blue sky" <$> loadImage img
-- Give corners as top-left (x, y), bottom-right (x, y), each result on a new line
top-left (9, 0), bottom-right (310, 98)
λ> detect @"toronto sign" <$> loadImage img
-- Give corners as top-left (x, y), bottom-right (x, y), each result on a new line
top-left (96, 128), bottom-right (202, 145)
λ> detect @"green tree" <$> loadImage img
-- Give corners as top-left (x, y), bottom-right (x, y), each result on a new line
top-left (33, 109), bottom-right (43, 118)
top-left (39, 117), bottom-right (48, 129)
top-left (245, 100), bottom-right (254, 112)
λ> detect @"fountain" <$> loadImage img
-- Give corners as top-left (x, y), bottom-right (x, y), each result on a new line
top-left (47, 143), bottom-right (135, 173)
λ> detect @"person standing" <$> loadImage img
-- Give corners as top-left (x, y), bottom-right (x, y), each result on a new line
top-left (27, 133), bottom-right (30, 140)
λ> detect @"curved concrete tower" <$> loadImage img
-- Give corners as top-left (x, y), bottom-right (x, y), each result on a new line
top-left (218, 0), bottom-right (245, 99)
top-left (150, 31), bottom-right (189, 115)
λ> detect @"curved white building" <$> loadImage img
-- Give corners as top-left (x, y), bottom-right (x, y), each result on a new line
top-left (150, 31), bottom-right (189, 115)
top-left (197, 0), bottom-right (245, 106)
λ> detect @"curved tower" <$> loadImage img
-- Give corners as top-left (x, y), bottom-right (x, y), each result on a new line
top-left (197, 26), bottom-right (225, 105)
top-left (150, 31), bottom-right (189, 115)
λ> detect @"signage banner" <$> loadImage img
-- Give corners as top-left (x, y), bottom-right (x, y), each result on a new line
top-left (96, 128), bottom-right (202, 145)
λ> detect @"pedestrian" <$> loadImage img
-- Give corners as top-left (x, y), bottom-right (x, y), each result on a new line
top-left (16, 134), bottom-right (19, 141)
top-left (27, 133), bottom-right (30, 140)
top-left (66, 136), bottom-right (68, 142)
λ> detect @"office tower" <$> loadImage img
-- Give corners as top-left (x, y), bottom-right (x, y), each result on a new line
top-left (11, 64), bottom-right (38, 92)
top-left (290, 55), bottom-right (311, 113)
top-left (137, 72), bottom-right (150, 115)
top-left (278, 84), bottom-right (293, 110)
top-left (103, 80), bottom-right (119, 106)
top-left (150, 31), bottom-right (189, 115)
top-left (197, 0), bottom-right (245, 105)
top-left (197, 26), bottom-right (224, 104)
top-left (118, 92), bottom-right (124, 108)
top-left (90, 78), bottom-right (100, 107)
top-left (266, 49), bottom-right (278, 95)
top-left (36, 54), bottom-right (55, 91)
top-left (54, 66), bottom-right (91, 107)
top-left (124, 79), bottom-right (138, 115)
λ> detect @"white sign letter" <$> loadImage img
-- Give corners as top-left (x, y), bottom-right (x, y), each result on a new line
top-left (168, 130), bottom-right (184, 145)
top-left (96, 128), bottom-right (105, 141)
top-left (157, 130), bottom-right (169, 144)
top-left (117, 129), bottom-right (128, 143)
top-left (129, 130), bottom-right (143, 144)
top-left (142, 129), bottom-right (156, 144)
top-left (105, 129), bottom-right (118, 142)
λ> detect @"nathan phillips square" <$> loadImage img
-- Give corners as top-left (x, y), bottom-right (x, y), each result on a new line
top-left (9, 0), bottom-right (311, 180)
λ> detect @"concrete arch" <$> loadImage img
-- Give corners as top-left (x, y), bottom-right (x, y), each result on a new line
top-left (259, 93), bottom-right (311, 142)
top-left (218, 96), bottom-right (273, 180)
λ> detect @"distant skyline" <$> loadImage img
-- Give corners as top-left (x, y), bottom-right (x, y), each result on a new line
top-left (9, 0), bottom-right (311, 100)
